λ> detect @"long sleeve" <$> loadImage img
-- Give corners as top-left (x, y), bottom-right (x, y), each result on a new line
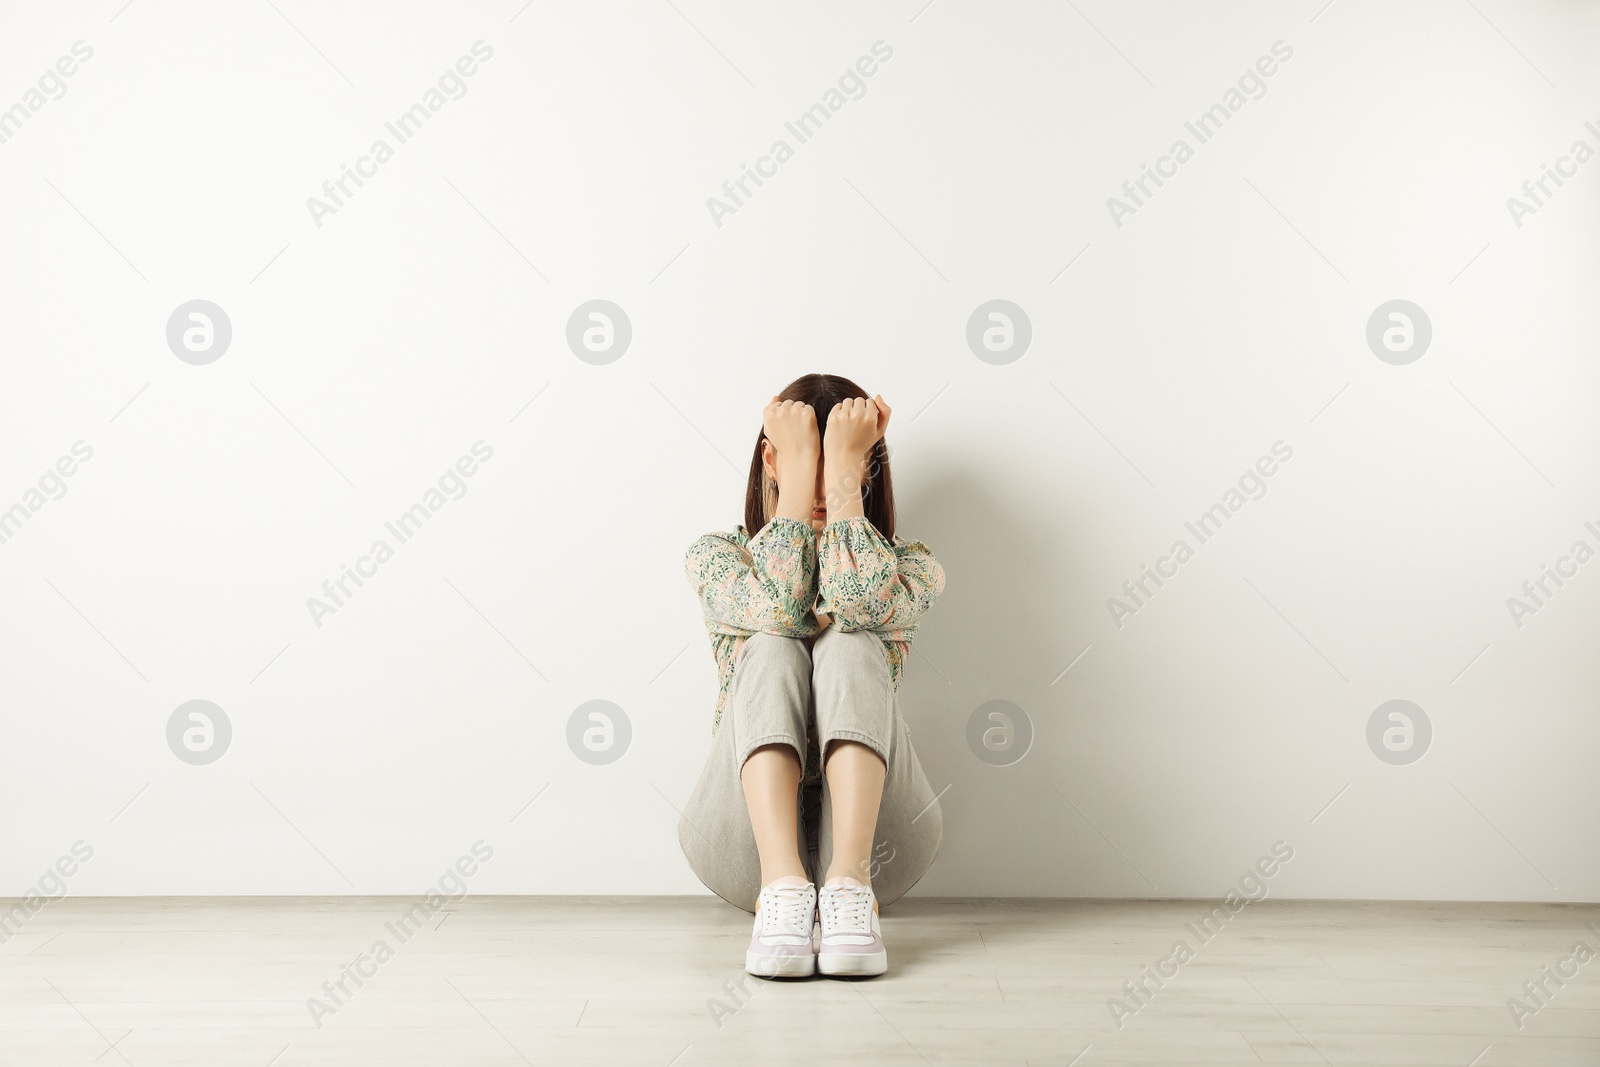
top-left (817, 516), bottom-right (944, 633)
top-left (684, 517), bottom-right (818, 637)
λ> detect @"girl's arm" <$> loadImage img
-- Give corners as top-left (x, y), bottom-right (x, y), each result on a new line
top-left (818, 519), bottom-right (944, 632)
top-left (685, 396), bottom-right (824, 636)
top-left (816, 394), bottom-right (944, 631)
top-left (685, 520), bottom-right (817, 636)
top-left (820, 395), bottom-right (885, 527)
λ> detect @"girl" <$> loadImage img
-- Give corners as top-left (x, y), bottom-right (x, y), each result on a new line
top-left (680, 374), bottom-right (945, 978)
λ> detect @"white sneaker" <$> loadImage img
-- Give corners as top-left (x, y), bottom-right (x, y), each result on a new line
top-left (746, 882), bottom-right (817, 978)
top-left (817, 881), bottom-right (887, 976)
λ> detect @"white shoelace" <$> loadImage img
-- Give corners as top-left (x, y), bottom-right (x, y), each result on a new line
top-left (761, 884), bottom-right (815, 938)
top-left (821, 884), bottom-right (873, 934)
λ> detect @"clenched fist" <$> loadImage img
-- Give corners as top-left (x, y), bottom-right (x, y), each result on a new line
top-left (825, 395), bottom-right (890, 461)
top-left (762, 397), bottom-right (820, 459)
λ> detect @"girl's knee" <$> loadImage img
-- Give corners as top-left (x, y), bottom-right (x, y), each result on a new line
top-left (738, 631), bottom-right (811, 674)
top-left (810, 628), bottom-right (888, 689)
top-left (811, 625), bottom-right (878, 657)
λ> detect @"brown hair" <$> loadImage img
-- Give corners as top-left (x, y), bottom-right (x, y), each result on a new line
top-left (744, 374), bottom-right (895, 542)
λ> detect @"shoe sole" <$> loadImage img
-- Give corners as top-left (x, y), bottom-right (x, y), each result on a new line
top-left (818, 950), bottom-right (887, 977)
top-left (746, 951), bottom-right (816, 978)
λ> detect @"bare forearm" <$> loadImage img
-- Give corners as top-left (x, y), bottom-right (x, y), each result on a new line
top-left (824, 452), bottom-right (867, 523)
top-left (822, 395), bottom-right (888, 525)
top-left (775, 450), bottom-right (821, 524)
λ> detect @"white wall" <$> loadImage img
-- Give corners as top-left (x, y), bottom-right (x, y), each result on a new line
top-left (2, 0), bottom-right (1596, 902)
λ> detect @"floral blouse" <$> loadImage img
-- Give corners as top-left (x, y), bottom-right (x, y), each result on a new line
top-left (684, 514), bottom-right (945, 783)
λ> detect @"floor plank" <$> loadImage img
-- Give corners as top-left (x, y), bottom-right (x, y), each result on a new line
top-left (0, 896), bottom-right (1594, 1064)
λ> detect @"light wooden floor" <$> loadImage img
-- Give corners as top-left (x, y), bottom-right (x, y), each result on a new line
top-left (0, 896), bottom-right (1597, 1065)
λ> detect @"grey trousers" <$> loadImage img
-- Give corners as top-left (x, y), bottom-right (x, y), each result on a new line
top-left (679, 627), bottom-right (943, 913)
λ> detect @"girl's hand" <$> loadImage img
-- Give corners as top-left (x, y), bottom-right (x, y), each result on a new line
top-left (762, 397), bottom-right (820, 459)
top-left (825, 395), bottom-right (889, 461)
